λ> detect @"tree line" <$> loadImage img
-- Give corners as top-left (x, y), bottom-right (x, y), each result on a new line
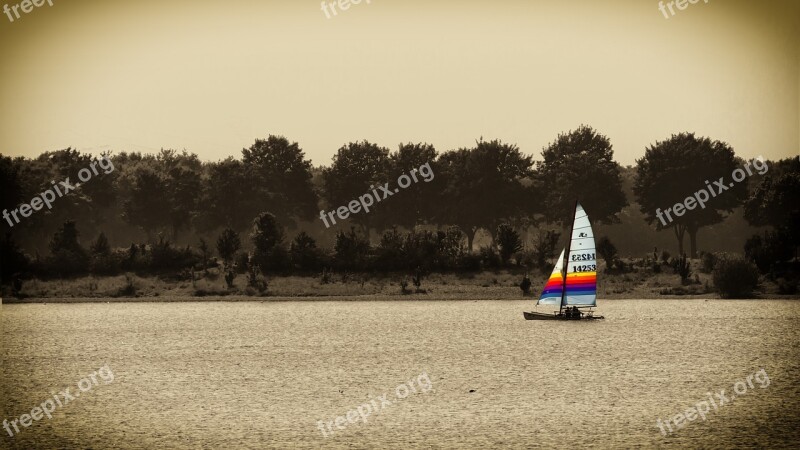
top-left (0, 125), bottom-right (797, 282)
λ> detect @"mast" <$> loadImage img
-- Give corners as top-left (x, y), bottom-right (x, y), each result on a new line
top-left (559, 200), bottom-right (579, 315)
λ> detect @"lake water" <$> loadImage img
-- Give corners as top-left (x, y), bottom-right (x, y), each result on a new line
top-left (1, 299), bottom-right (799, 449)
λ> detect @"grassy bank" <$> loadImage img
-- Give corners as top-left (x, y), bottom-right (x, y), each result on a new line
top-left (3, 261), bottom-right (797, 302)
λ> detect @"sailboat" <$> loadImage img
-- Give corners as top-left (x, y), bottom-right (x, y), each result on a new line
top-left (523, 202), bottom-right (604, 320)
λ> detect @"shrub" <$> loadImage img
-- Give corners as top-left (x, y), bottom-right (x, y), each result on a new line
top-left (251, 212), bottom-right (284, 253)
top-left (700, 252), bottom-right (717, 273)
top-left (320, 267), bottom-right (333, 284)
top-left (266, 245), bottom-right (290, 272)
top-left (334, 228), bottom-right (370, 271)
top-left (251, 212), bottom-right (287, 272)
top-left (613, 257), bottom-right (630, 273)
top-left (89, 252), bottom-right (122, 276)
top-left (674, 253), bottom-right (691, 282)
top-left (150, 236), bottom-right (197, 273)
top-left (0, 233), bottom-right (28, 284)
top-left (216, 228), bottom-right (241, 267)
top-left (436, 227), bottom-right (464, 269)
top-left (224, 269), bottom-right (236, 289)
top-left (777, 278), bottom-right (798, 295)
top-left (712, 256), bottom-right (760, 298)
top-left (234, 251), bottom-right (249, 274)
top-left (246, 256), bottom-right (267, 293)
top-left (290, 231), bottom-right (321, 272)
top-left (478, 246), bottom-right (501, 269)
top-left (514, 249), bottom-right (536, 268)
top-left (519, 275), bottom-right (532, 295)
top-left (744, 230), bottom-right (793, 274)
top-left (90, 232), bottom-right (111, 256)
top-left (45, 221), bottom-right (89, 277)
top-left (120, 244), bottom-right (145, 272)
top-left (87, 232), bottom-right (122, 276)
top-left (375, 228), bottom-right (405, 271)
top-left (45, 249), bottom-right (89, 278)
top-left (412, 266), bottom-right (424, 290)
top-left (11, 277), bottom-right (23, 297)
top-left (49, 221), bottom-right (84, 254)
top-left (117, 273), bottom-right (137, 297)
top-left (198, 238), bottom-right (211, 273)
top-left (457, 252), bottom-right (482, 272)
top-left (661, 250), bottom-right (671, 266)
top-left (496, 224), bottom-right (522, 264)
top-left (400, 278), bottom-right (411, 294)
top-left (404, 230), bottom-right (439, 270)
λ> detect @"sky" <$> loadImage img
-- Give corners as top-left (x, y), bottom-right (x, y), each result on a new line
top-left (0, 0), bottom-right (797, 166)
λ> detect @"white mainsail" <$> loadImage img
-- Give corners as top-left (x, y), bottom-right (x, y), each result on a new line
top-left (563, 203), bottom-right (597, 306)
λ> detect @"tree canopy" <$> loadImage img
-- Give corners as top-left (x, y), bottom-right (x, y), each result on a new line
top-left (2, 129), bottom-right (790, 268)
top-left (438, 139), bottom-right (534, 251)
top-left (538, 125), bottom-right (627, 226)
top-left (634, 132), bottom-right (746, 257)
top-left (744, 157), bottom-right (800, 247)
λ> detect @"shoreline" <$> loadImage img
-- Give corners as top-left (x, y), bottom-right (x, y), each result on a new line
top-left (3, 268), bottom-right (797, 303)
top-left (2, 294), bottom-right (796, 304)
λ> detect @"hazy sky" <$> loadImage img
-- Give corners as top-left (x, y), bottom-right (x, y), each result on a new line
top-left (0, 0), bottom-right (797, 166)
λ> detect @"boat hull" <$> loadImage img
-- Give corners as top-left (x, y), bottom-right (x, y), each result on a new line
top-left (523, 311), bottom-right (604, 321)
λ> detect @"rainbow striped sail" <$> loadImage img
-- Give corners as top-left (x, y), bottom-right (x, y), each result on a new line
top-left (536, 202), bottom-right (597, 308)
top-left (537, 249), bottom-right (565, 305)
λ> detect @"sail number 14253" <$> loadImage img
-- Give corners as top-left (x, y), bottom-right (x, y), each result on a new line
top-left (572, 264), bottom-right (596, 273)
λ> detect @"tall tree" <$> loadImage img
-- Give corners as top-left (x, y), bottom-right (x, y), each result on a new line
top-left (538, 125), bottom-right (627, 226)
top-left (122, 168), bottom-right (171, 240)
top-left (744, 157), bottom-right (800, 246)
top-left (199, 157), bottom-right (259, 233)
top-left (165, 164), bottom-right (202, 240)
top-left (322, 141), bottom-right (391, 235)
top-left (384, 142), bottom-right (440, 229)
top-left (156, 150), bottom-right (203, 240)
top-left (49, 220), bottom-right (84, 254)
top-left (496, 223), bottom-right (523, 263)
top-left (48, 220), bottom-right (89, 275)
top-left (242, 136), bottom-right (319, 227)
top-left (216, 228), bottom-right (241, 266)
top-left (251, 212), bottom-right (286, 270)
top-left (0, 233), bottom-right (28, 283)
top-left (0, 155), bottom-right (24, 226)
top-left (634, 132), bottom-right (746, 257)
top-left (10, 149), bottom-right (118, 250)
top-left (438, 139), bottom-right (534, 252)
